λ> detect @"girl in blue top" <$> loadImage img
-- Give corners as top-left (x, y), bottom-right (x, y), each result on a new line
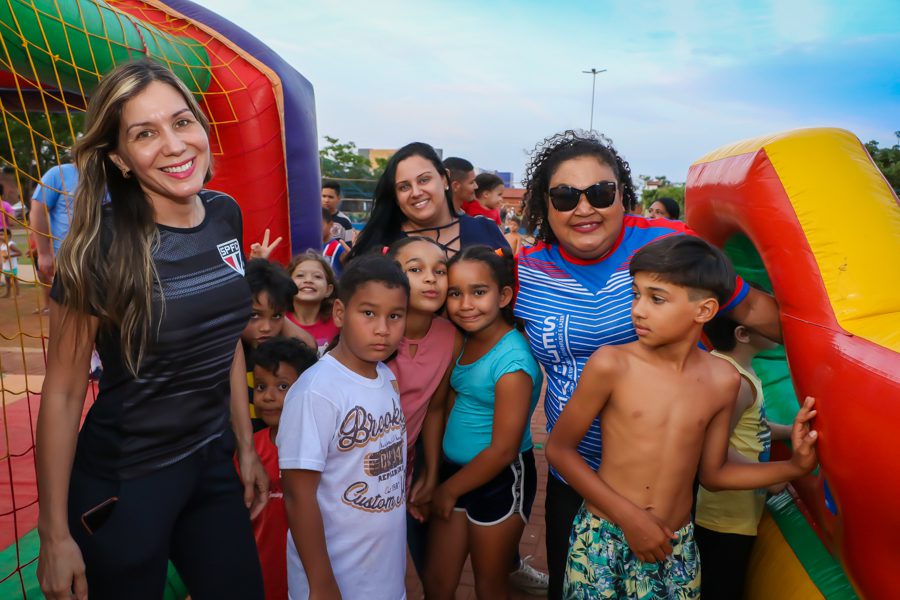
top-left (425, 246), bottom-right (543, 600)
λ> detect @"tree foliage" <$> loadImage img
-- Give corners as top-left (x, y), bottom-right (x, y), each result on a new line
top-left (639, 175), bottom-right (685, 216)
top-left (0, 110), bottom-right (85, 197)
top-left (319, 135), bottom-right (374, 180)
top-left (865, 132), bottom-right (900, 194)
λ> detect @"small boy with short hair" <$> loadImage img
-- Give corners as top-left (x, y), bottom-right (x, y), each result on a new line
top-left (277, 254), bottom-right (409, 599)
top-left (462, 172), bottom-right (505, 226)
top-left (694, 311), bottom-right (791, 599)
top-left (244, 336), bottom-right (318, 600)
top-left (504, 214), bottom-right (523, 255)
top-left (321, 179), bottom-right (354, 245)
top-left (546, 235), bottom-right (818, 598)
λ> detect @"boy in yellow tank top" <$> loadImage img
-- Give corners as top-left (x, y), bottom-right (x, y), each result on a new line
top-left (695, 313), bottom-right (792, 600)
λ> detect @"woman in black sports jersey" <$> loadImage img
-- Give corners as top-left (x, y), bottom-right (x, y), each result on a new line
top-left (35, 60), bottom-right (267, 600)
top-left (347, 142), bottom-right (509, 259)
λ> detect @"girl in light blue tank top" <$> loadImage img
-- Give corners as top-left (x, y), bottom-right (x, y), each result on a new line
top-left (424, 246), bottom-right (543, 599)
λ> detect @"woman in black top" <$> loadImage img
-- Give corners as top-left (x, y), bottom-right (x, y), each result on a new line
top-left (348, 142), bottom-right (509, 260)
top-left (36, 60), bottom-right (266, 600)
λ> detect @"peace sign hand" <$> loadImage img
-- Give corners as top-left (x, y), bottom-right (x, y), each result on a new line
top-left (249, 229), bottom-right (283, 261)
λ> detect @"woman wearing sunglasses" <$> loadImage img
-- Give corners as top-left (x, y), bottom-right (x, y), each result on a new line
top-left (514, 130), bottom-right (782, 599)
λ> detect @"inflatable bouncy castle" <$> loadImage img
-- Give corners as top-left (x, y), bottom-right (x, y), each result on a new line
top-left (0, 1), bottom-right (320, 597)
top-left (0, 0), bottom-right (321, 258)
top-left (687, 128), bottom-right (900, 600)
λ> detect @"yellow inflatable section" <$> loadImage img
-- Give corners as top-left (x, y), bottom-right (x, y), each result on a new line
top-left (688, 127), bottom-right (900, 598)
top-left (694, 128), bottom-right (900, 351)
top-left (745, 512), bottom-right (824, 600)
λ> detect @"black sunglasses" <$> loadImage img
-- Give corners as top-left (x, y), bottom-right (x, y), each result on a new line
top-left (547, 181), bottom-right (618, 212)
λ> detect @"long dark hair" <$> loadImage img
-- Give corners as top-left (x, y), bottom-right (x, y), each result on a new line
top-left (521, 130), bottom-right (637, 244)
top-left (348, 142), bottom-right (453, 260)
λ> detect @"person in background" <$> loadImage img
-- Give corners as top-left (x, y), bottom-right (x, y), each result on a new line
top-left (1, 228), bottom-right (22, 297)
top-left (694, 311), bottom-right (792, 600)
top-left (504, 215), bottom-right (524, 256)
top-left (30, 162), bottom-right (78, 314)
top-left (443, 156), bottom-right (476, 214)
top-left (321, 179), bottom-right (355, 245)
top-left (463, 173), bottom-right (504, 226)
top-left (348, 143), bottom-right (508, 260)
top-left (242, 258), bottom-right (316, 366)
top-left (320, 208), bottom-right (349, 277)
top-left (646, 196), bottom-right (680, 220)
top-left (241, 337), bottom-right (318, 600)
top-left (627, 200), bottom-right (644, 216)
top-left (0, 184), bottom-right (15, 230)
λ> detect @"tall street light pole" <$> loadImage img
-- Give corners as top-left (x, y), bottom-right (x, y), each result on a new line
top-left (582, 68), bottom-right (607, 132)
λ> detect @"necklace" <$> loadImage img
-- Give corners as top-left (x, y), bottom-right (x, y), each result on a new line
top-left (404, 218), bottom-right (461, 254)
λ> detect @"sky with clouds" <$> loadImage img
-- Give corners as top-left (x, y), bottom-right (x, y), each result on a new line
top-left (198, 0), bottom-right (899, 185)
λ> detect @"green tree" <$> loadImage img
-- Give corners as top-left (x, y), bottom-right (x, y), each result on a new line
top-left (319, 135), bottom-right (374, 180)
top-left (639, 175), bottom-right (685, 217)
top-left (865, 132), bottom-right (900, 194)
top-left (372, 157), bottom-right (389, 181)
top-left (0, 110), bottom-right (85, 198)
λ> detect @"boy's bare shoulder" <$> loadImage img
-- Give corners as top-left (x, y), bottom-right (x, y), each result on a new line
top-left (584, 343), bottom-right (635, 376)
top-left (699, 350), bottom-right (742, 399)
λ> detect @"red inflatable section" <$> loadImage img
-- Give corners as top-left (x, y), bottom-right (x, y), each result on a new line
top-left (110, 0), bottom-right (292, 263)
top-left (687, 129), bottom-right (900, 599)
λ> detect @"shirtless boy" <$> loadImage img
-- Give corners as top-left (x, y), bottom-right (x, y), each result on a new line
top-left (545, 235), bottom-right (818, 599)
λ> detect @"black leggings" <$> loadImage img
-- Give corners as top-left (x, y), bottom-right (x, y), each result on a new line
top-left (545, 473), bottom-right (584, 600)
top-left (694, 525), bottom-right (756, 600)
top-left (68, 435), bottom-right (263, 600)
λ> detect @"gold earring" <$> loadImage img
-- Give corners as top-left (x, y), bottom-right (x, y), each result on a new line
top-left (121, 169), bottom-right (131, 179)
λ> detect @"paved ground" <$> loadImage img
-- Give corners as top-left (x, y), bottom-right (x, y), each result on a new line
top-left (405, 401), bottom-right (551, 599)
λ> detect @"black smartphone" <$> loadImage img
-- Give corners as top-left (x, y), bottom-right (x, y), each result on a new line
top-left (80, 497), bottom-right (118, 535)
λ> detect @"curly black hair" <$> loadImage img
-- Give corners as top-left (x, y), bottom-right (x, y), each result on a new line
top-left (521, 130), bottom-right (638, 244)
top-left (254, 336), bottom-right (318, 379)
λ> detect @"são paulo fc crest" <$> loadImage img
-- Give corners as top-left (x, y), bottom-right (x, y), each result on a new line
top-left (217, 239), bottom-right (244, 276)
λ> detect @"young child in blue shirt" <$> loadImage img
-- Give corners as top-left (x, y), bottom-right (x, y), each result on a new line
top-left (424, 246), bottom-right (543, 600)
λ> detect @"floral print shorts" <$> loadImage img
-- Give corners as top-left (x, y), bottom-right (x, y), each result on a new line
top-left (563, 504), bottom-right (700, 599)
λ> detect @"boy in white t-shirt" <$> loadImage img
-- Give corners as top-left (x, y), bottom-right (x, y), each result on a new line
top-left (277, 254), bottom-right (409, 600)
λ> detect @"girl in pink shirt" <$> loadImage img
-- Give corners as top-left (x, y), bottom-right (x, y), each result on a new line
top-left (286, 251), bottom-right (339, 356)
top-left (386, 237), bottom-right (462, 574)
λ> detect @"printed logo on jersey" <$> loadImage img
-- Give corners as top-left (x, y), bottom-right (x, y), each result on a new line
top-left (217, 239), bottom-right (244, 275)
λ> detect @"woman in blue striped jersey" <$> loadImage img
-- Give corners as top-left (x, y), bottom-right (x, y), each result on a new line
top-left (513, 130), bottom-right (781, 599)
